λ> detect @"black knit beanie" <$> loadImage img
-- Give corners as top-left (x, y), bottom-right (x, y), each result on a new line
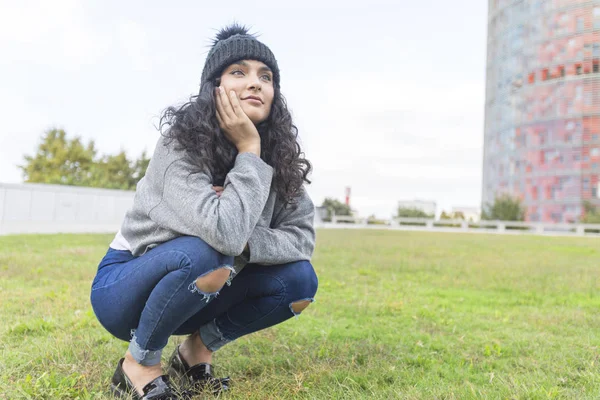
top-left (201, 24), bottom-right (280, 88)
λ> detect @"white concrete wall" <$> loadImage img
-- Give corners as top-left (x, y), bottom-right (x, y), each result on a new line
top-left (0, 183), bottom-right (134, 235)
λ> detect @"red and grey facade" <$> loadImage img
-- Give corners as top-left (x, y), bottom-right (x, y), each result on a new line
top-left (483, 0), bottom-right (600, 222)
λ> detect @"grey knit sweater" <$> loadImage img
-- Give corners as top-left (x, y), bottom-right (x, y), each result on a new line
top-left (110, 136), bottom-right (315, 273)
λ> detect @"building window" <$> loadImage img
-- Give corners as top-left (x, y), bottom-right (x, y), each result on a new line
top-left (577, 16), bottom-right (584, 31)
top-left (594, 63), bottom-right (599, 73)
top-left (576, 64), bottom-right (583, 75)
top-left (551, 213), bottom-right (562, 222)
top-left (592, 148), bottom-right (600, 157)
top-left (558, 66), bottom-right (565, 77)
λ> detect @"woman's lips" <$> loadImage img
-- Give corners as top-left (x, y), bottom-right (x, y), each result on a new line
top-left (242, 96), bottom-right (263, 104)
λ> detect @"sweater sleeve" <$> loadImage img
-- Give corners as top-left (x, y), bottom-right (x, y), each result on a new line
top-left (245, 187), bottom-right (316, 265)
top-left (149, 152), bottom-right (273, 256)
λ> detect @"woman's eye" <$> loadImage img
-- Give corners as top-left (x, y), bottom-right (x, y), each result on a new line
top-left (261, 74), bottom-right (272, 81)
top-left (231, 70), bottom-right (244, 76)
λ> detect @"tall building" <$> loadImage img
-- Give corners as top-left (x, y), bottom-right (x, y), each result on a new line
top-left (483, 0), bottom-right (600, 222)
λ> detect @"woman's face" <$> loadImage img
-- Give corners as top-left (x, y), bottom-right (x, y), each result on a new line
top-left (219, 59), bottom-right (275, 125)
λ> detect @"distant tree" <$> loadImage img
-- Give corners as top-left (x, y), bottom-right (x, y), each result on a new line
top-left (20, 128), bottom-right (149, 190)
top-left (20, 129), bottom-right (97, 186)
top-left (397, 207), bottom-right (434, 219)
top-left (481, 194), bottom-right (525, 221)
top-left (89, 151), bottom-right (134, 190)
top-left (452, 211), bottom-right (465, 220)
top-left (367, 214), bottom-right (387, 225)
top-left (131, 150), bottom-right (151, 186)
top-left (321, 198), bottom-right (352, 220)
top-left (582, 201), bottom-right (600, 223)
top-left (440, 211), bottom-right (465, 220)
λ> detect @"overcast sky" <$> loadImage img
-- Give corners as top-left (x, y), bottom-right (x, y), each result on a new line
top-left (0, 0), bottom-right (488, 218)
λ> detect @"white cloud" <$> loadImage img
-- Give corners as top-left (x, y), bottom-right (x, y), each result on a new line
top-left (116, 20), bottom-right (150, 72)
top-left (0, 2), bottom-right (150, 72)
top-left (289, 76), bottom-right (484, 216)
top-left (0, 0), bottom-right (488, 218)
top-left (0, 1), bottom-right (111, 69)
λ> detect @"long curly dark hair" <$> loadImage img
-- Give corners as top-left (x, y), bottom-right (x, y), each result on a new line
top-left (159, 78), bottom-right (312, 205)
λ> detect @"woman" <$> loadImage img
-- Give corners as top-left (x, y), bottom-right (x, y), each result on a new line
top-left (90, 24), bottom-right (318, 399)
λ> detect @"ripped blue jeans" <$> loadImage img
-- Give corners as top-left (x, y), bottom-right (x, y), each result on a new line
top-left (90, 236), bottom-right (318, 366)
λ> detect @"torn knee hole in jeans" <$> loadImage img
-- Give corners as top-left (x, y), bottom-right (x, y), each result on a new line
top-left (188, 265), bottom-right (235, 302)
top-left (289, 298), bottom-right (315, 317)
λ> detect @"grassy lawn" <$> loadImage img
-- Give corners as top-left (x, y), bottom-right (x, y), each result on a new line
top-left (1, 229), bottom-right (599, 399)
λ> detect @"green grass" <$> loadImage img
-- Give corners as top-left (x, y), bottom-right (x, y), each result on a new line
top-left (1, 230), bottom-right (599, 399)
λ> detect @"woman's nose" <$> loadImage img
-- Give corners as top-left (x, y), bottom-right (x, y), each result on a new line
top-left (248, 76), bottom-right (262, 91)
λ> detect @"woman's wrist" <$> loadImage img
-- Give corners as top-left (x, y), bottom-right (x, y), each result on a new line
top-left (237, 142), bottom-right (261, 157)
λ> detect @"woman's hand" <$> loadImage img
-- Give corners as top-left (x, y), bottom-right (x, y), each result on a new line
top-left (215, 87), bottom-right (261, 156)
top-left (212, 186), bottom-right (224, 198)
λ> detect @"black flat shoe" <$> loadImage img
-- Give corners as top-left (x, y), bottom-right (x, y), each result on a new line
top-left (167, 345), bottom-right (231, 395)
top-left (110, 358), bottom-right (185, 400)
